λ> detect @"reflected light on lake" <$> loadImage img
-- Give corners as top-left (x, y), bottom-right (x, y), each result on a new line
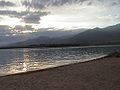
top-left (22, 49), bottom-right (29, 72)
top-left (0, 46), bottom-right (120, 76)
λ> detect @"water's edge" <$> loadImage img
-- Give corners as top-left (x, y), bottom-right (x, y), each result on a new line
top-left (0, 55), bottom-right (108, 77)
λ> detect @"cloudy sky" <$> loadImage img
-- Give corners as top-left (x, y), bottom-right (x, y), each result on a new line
top-left (0, 0), bottom-right (120, 35)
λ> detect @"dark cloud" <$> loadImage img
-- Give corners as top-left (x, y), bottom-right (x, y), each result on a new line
top-left (23, 14), bottom-right (40, 24)
top-left (0, 10), bottom-right (48, 24)
top-left (22, 0), bottom-right (88, 9)
top-left (86, 1), bottom-right (93, 5)
top-left (22, 0), bottom-right (120, 9)
top-left (111, 2), bottom-right (118, 6)
top-left (0, 10), bottom-right (18, 16)
top-left (22, 0), bottom-right (45, 9)
top-left (22, 11), bottom-right (48, 24)
top-left (0, 1), bottom-right (15, 7)
top-left (110, 1), bottom-right (120, 6)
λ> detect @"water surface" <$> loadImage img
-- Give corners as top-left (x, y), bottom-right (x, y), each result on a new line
top-left (0, 45), bottom-right (120, 76)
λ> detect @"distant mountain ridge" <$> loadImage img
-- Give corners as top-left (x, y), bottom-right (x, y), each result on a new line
top-left (0, 28), bottom-right (86, 46)
top-left (68, 24), bottom-right (120, 45)
top-left (1, 23), bottom-right (120, 48)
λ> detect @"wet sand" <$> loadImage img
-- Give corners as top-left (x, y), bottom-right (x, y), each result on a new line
top-left (0, 56), bottom-right (120, 90)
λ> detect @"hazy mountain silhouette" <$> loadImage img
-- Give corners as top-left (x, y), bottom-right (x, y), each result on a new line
top-left (0, 28), bottom-right (86, 46)
top-left (68, 24), bottom-right (120, 45)
top-left (1, 23), bottom-right (120, 48)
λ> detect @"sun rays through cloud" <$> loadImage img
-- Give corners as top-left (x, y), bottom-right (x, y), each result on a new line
top-left (0, 0), bottom-right (120, 36)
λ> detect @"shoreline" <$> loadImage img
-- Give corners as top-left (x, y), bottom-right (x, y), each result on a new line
top-left (0, 55), bottom-right (107, 77)
top-left (0, 44), bottom-right (120, 49)
top-left (0, 55), bottom-right (120, 90)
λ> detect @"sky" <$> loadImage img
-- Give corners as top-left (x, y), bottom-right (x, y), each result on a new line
top-left (0, 0), bottom-right (120, 36)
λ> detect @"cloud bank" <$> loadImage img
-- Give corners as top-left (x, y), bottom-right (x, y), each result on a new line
top-left (22, 0), bottom-right (120, 9)
top-left (0, 10), bottom-right (48, 24)
top-left (0, 1), bottom-right (15, 7)
top-left (0, 0), bottom-right (120, 34)
top-left (22, 11), bottom-right (48, 24)
top-left (22, 0), bottom-right (89, 9)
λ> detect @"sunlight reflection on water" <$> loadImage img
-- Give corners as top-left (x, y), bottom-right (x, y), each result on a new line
top-left (0, 46), bottom-right (120, 76)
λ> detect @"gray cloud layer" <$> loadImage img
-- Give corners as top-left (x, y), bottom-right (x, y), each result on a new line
top-left (22, 11), bottom-right (48, 24)
top-left (0, 0), bottom-right (120, 30)
top-left (22, 0), bottom-right (120, 9)
top-left (0, 10), bottom-right (48, 24)
top-left (0, 0), bottom-right (119, 24)
top-left (22, 0), bottom-right (88, 9)
top-left (0, 1), bottom-right (15, 7)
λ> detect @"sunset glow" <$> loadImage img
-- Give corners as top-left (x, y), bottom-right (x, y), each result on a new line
top-left (0, 0), bottom-right (120, 35)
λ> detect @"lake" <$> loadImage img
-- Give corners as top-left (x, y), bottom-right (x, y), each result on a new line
top-left (0, 45), bottom-right (120, 76)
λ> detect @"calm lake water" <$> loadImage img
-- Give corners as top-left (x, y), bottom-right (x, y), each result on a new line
top-left (0, 45), bottom-right (120, 76)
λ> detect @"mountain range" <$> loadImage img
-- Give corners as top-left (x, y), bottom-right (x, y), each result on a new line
top-left (1, 23), bottom-right (120, 48)
top-left (68, 24), bottom-right (120, 45)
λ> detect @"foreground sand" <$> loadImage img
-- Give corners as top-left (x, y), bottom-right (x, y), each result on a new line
top-left (0, 56), bottom-right (120, 90)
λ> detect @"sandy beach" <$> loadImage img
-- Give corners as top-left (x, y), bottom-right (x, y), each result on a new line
top-left (0, 56), bottom-right (120, 90)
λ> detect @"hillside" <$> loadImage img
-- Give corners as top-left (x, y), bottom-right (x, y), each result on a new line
top-left (69, 24), bottom-right (120, 45)
top-left (1, 23), bottom-right (120, 48)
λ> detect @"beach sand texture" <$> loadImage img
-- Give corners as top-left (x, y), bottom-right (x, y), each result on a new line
top-left (0, 56), bottom-right (120, 90)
